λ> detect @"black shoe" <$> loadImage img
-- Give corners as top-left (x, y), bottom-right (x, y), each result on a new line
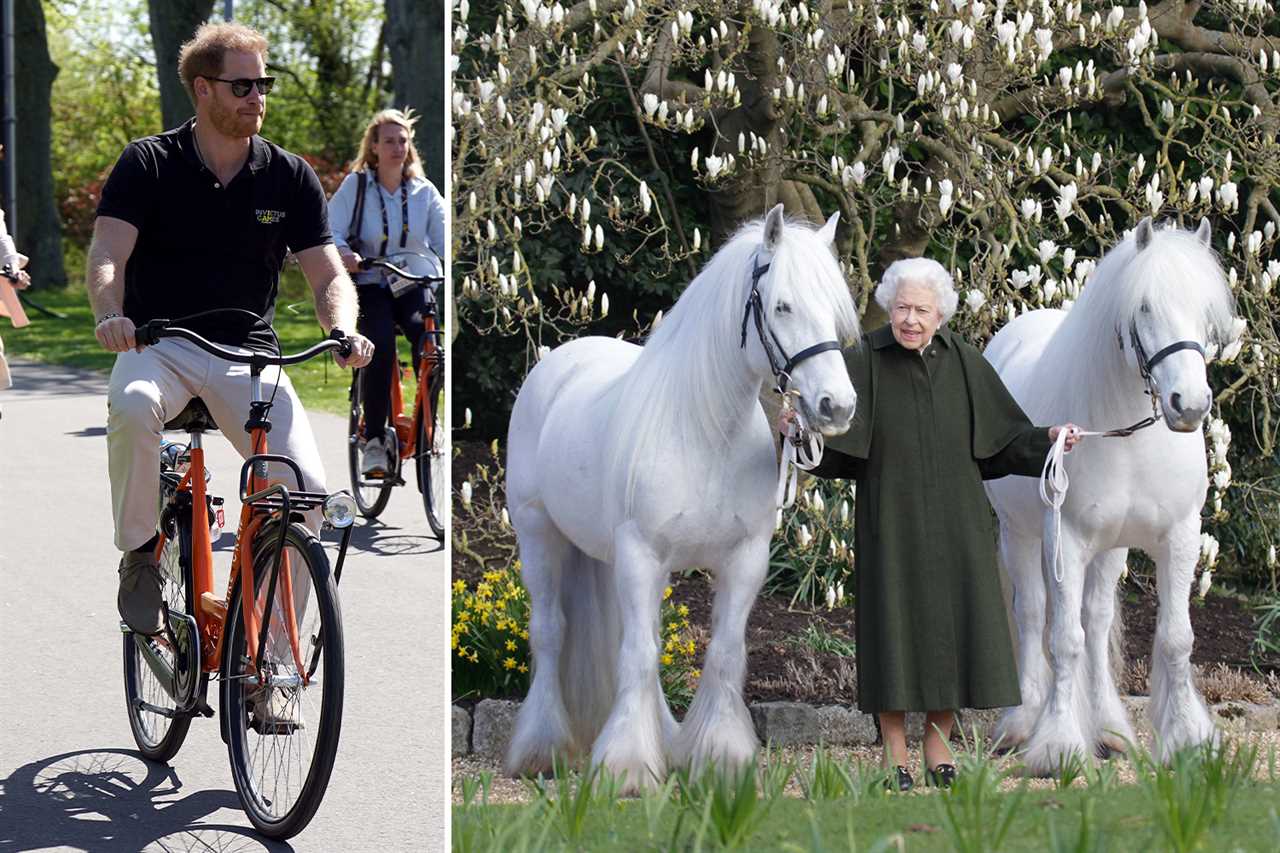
top-left (928, 763), bottom-right (956, 788)
top-left (885, 765), bottom-right (913, 792)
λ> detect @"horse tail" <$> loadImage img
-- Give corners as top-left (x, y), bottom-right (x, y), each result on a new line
top-left (558, 549), bottom-right (619, 752)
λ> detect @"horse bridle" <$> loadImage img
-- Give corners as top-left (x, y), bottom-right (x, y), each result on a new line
top-left (1110, 321), bottom-right (1206, 436)
top-left (739, 255), bottom-right (842, 394)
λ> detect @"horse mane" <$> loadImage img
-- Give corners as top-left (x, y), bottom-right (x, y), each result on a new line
top-left (604, 215), bottom-right (859, 521)
top-left (1023, 223), bottom-right (1236, 428)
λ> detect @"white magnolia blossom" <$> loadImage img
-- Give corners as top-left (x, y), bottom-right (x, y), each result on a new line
top-left (1197, 569), bottom-right (1213, 599)
top-left (1200, 532), bottom-right (1220, 567)
top-left (460, 480), bottom-right (473, 509)
top-left (964, 289), bottom-right (986, 312)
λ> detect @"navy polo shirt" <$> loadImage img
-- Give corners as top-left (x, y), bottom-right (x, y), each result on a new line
top-left (96, 118), bottom-right (332, 352)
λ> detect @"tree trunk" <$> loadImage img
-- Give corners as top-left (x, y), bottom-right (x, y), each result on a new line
top-left (386, 0), bottom-right (444, 193)
top-left (14, 0), bottom-right (65, 288)
top-left (147, 0), bottom-right (214, 131)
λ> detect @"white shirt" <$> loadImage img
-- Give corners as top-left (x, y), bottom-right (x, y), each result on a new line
top-left (328, 171), bottom-right (446, 286)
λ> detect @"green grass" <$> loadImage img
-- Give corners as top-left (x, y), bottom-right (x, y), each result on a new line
top-left (455, 740), bottom-right (1280, 852)
top-left (5, 262), bottom-right (417, 416)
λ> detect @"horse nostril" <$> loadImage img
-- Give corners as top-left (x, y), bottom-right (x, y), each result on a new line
top-left (819, 396), bottom-right (833, 419)
top-left (1170, 392), bottom-right (1183, 414)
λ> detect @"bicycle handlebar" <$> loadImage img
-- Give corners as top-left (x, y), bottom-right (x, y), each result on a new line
top-left (357, 257), bottom-right (444, 285)
top-left (135, 321), bottom-right (353, 364)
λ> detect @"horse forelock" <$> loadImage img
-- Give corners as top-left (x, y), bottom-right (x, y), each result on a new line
top-left (604, 215), bottom-right (857, 520)
top-left (1027, 223), bottom-right (1235, 427)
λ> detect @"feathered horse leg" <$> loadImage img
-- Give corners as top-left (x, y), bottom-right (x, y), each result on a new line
top-left (590, 522), bottom-right (669, 794)
top-left (1149, 518), bottom-right (1217, 761)
top-left (1083, 548), bottom-right (1135, 757)
top-left (1022, 512), bottom-right (1092, 776)
top-left (505, 510), bottom-right (578, 777)
top-left (995, 526), bottom-right (1050, 752)
top-left (672, 535), bottom-right (768, 775)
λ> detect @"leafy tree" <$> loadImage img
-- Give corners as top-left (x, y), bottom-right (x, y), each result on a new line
top-left (14, 0), bottom-right (66, 287)
top-left (453, 0), bottom-right (1280, 586)
top-left (146, 0), bottom-right (215, 130)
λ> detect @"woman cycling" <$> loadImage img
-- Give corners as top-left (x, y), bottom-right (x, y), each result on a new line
top-left (329, 108), bottom-right (446, 476)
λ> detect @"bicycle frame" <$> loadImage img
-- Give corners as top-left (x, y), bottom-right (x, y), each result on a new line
top-left (154, 364), bottom-right (354, 688)
top-left (387, 300), bottom-right (445, 461)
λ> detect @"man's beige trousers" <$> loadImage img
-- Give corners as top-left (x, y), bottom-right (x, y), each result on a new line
top-left (108, 338), bottom-right (327, 552)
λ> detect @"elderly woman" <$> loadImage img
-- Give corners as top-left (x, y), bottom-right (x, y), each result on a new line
top-left (812, 257), bottom-right (1078, 791)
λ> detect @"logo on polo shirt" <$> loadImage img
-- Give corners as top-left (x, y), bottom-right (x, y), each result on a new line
top-left (255, 209), bottom-right (286, 224)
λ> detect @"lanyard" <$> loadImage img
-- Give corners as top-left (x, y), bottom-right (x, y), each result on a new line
top-left (373, 172), bottom-right (410, 257)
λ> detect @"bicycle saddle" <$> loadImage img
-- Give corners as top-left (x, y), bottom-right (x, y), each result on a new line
top-left (165, 397), bottom-right (219, 432)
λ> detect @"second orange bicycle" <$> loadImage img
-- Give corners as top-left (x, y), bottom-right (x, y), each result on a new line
top-left (346, 252), bottom-right (447, 537)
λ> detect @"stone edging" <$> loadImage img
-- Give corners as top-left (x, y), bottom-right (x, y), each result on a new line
top-left (453, 697), bottom-right (1280, 760)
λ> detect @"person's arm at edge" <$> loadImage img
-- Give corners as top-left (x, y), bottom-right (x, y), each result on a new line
top-left (87, 216), bottom-right (140, 352)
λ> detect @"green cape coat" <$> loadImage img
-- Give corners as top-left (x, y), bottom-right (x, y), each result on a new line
top-left (812, 324), bottom-right (1052, 712)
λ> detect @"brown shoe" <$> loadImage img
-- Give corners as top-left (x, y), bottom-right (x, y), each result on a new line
top-left (117, 550), bottom-right (164, 635)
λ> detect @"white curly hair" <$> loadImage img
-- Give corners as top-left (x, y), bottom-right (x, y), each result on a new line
top-left (874, 257), bottom-right (959, 324)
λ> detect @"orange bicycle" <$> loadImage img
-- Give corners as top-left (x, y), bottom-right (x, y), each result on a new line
top-left (346, 252), bottom-right (447, 537)
top-left (121, 315), bottom-right (357, 839)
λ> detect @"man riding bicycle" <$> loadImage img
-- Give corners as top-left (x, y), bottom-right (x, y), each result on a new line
top-left (86, 22), bottom-right (373, 637)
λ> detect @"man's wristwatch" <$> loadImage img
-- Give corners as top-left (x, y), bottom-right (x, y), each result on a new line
top-left (96, 312), bottom-right (122, 326)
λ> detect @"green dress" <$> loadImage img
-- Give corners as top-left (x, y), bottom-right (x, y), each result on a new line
top-left (812, 324), bottom-right (1052, 713)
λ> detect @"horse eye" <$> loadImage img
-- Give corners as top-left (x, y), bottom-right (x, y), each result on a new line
top-left (775, 301), bottom-right (792, 315)
top-left (1140, 302), bottom-right (1151, 314)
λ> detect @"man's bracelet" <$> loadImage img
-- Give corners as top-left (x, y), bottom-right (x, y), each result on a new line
top-left (96, 313), bottom-right (122, 326)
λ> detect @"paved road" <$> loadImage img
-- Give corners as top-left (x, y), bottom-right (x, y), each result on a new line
top-left (0, 360), bottom-right (448, 852)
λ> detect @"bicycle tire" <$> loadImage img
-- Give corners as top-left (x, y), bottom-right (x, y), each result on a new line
top-left (417, 368), bottom-right (446, 538)
top-left (122, 512), bottom-right (203, 762)
top-left (347, 367), bottom-right (396, 519)
top-left (221, 521), bottom-right (344, 839)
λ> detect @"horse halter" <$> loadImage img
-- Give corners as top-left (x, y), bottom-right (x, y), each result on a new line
top-left (1112, 321), bottom-right (1206, 434)
top-left (739, 255), bottom-right (842, 394)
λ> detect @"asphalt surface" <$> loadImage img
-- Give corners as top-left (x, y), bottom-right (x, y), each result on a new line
top-left (0, 359), bottom-right (449, 852)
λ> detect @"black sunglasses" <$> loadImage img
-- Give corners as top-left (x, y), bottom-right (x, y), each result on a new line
top-left (204, 76), bottom-right (275, 97)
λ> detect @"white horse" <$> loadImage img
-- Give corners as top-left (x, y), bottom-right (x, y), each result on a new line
top-left (504, 205), bottom-right (859, 791)
top-left (984, 217), bottom-right (1237, 774)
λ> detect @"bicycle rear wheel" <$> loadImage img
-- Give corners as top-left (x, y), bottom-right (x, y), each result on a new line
top-left (347, 367), bottom-right (396, 519)
top-left (416, 367), bottom-right (447, 538)
top-left (122, 511), bottom-right (204, 762)
top-left (221, 520), bottom-right (344, 839)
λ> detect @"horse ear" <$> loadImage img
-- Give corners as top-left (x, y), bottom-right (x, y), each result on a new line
top-left (817, 210), bottom-right (839, 246)
top-left (1196, 217), bottom-right (1212, 246)
top-left (763, 203), bottom-right (785, 252)
top-left (1134, 216), bottom-right (1155, 251)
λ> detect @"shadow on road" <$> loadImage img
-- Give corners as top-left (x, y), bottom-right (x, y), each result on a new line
top-left (7, 360), bottom-right (108, 398)
top-left (325, 520), bottom-right (443, 557)
top-left (66, 426), bottom-right (108, 438)
top-left (0, 749), bottom-right (292, 852)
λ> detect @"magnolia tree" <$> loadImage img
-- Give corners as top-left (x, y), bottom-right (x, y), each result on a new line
top-left (453, 0), bottom-right (1280, 593)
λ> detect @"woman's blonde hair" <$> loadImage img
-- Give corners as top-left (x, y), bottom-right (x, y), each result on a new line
top-left (351, 108), bottom-right (424, 180)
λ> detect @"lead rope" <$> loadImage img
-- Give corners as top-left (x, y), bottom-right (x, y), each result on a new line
top-left (776, 396), bottom-right (824, 510)
top-left (1039, 412), bottom-right (1161, 583)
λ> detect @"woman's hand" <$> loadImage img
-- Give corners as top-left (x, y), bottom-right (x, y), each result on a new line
top-left (338, 249), bottom-right (364, 274)
top-left (1048, 423), bottom-right (1082, 452)
top-left (11, 269), bottom-right (30, 289)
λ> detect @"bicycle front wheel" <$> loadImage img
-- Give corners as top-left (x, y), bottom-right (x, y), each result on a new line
top-left (347, 367), bottom-right (396, 519)
top-left (122, 512), bottom-right (204, 762)
top-left (221, 520), bottom-right (344, 839)
top-left (416, 369), bottom-right (447, 538)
